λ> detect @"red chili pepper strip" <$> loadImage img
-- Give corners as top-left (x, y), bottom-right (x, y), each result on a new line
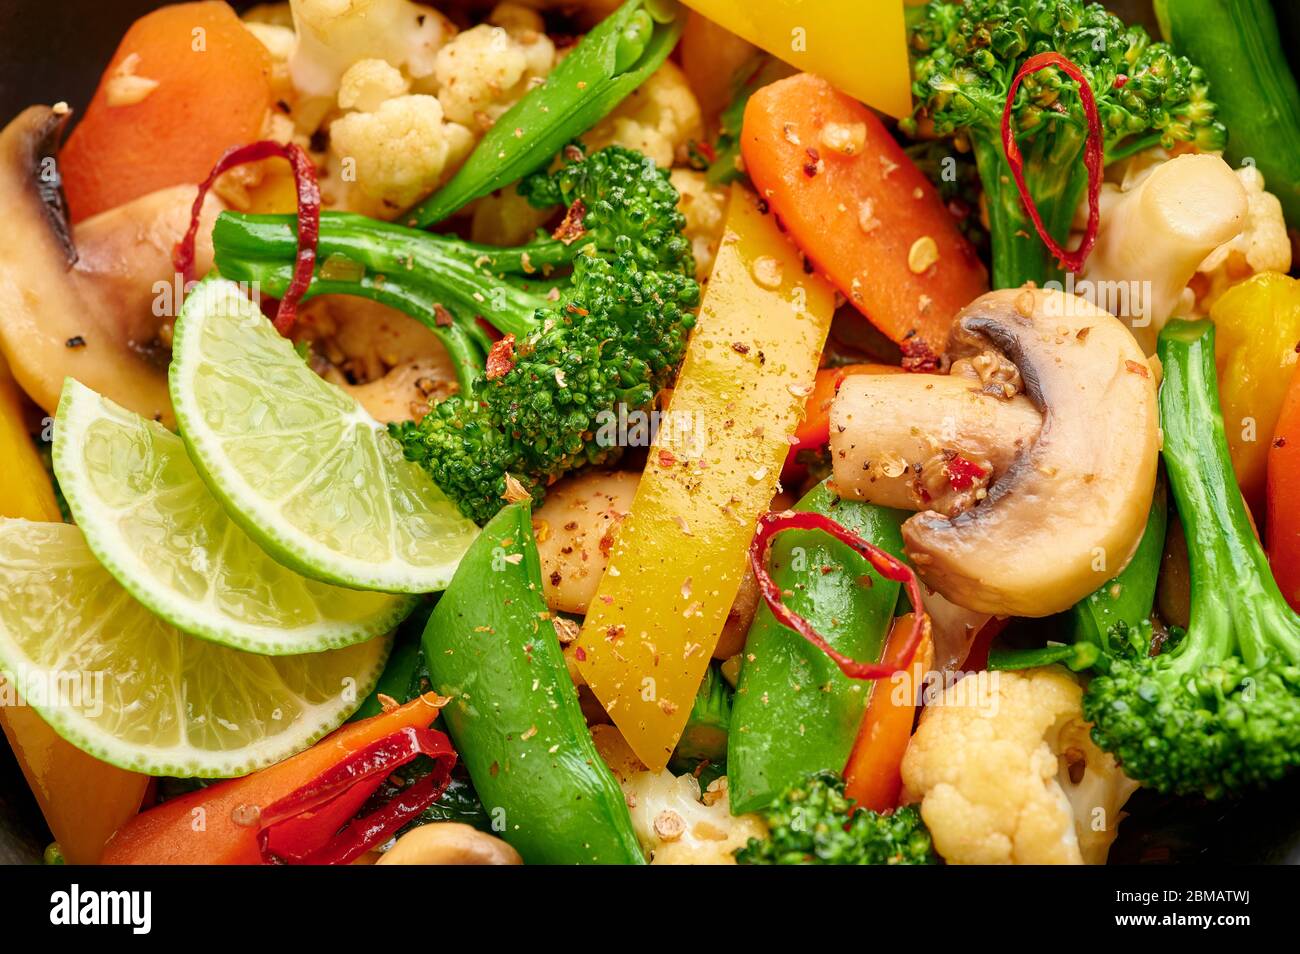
top-left (173, 140), bottom-right (321, 335)
top-left (946, 454), bottom-right (987, 491)
top-left (749, 510), bottom-right (932, 680)
top-left (257, 726), bottom-right (457, 865)
top-left (1000, 51), bottom-right (1103, 274)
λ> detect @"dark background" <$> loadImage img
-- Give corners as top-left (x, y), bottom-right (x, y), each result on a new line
top-left (1, 0), bottom-right (1298, 865)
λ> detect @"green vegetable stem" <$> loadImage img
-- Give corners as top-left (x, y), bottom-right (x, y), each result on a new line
top-left (1155, 0), bottom-right (1300, 225)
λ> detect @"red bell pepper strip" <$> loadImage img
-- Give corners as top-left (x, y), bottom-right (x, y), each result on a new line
top-left (100, 695), bottom-right (452, 865)
top-left (1268, 368), bottom-right (1300, 611)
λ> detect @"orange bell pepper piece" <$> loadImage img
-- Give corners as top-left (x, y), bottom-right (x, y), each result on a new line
top-left (101, 695), bottom-right (445, 865)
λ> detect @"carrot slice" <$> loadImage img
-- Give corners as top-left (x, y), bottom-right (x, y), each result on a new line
top-left (59, 1), bottom-right (273, 221)
top-left (842, 613), bottom-right (933, 813)
top-left (741, 74), bottom-right (987, 367)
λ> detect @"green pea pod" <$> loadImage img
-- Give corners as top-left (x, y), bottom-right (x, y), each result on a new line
top-left (1155, 0), bottom-right (1300, 224)
top-left (423, 503), bottom-right (644, 864)
top-left (1071, 475), bottom-right (1168, 650)
top-left (408, 0), bottom-right (685, 227)
top-left (728, 481), bottom-right (907, 815)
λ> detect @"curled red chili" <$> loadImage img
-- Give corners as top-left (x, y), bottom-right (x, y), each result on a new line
top-left (257, 726), bottom-right (456, 865)
top-left (748, 511), bottom-right (931, 680)
top-left (173, 140), bottom-right (321, 335)
top-left (1000, 51), bottom-right (1103, 274)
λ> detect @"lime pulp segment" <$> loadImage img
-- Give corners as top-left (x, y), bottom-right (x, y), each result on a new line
top-left (168, 277), bottom-right (479, 594)
top-left (53, 378), bottom-right (417, 655)
top-left (0, 519), bottom-right (391, 778)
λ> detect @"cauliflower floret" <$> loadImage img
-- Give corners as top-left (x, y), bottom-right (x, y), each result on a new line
top-left (900, 667), bottom-right (1138, 865)
top-left (583, 60), bottom-right (704, 168)
top-left (669, 169), bottom-right (727, 280)
top-left (288, 0), bottom-right (456, 97)
top-left (329, 94), bottom-right (474, 209)
top-left (622, 770), bottom-right (766, 865)
top-left (338, 58), bottom-right (410, 111)
top-left (1194, 165), bottom-right (1293, 310)
top-left (431, 20), bottom-right (556, 130)
top-left (1073, 152), bottom-right (1246, 354)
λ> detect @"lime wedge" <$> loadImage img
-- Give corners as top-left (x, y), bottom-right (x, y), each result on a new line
top-left (53, 378), bottom-right (416, 655)
top-left (168, 278), bottom-right (478, 593)
top-left (0, 519), bottom-right (391, 777)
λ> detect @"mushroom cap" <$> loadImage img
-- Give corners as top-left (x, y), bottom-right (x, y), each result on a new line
top-left (901, 287), bottom-right (1159, 617)
top-left (0, 105), bottom-right (219, 426)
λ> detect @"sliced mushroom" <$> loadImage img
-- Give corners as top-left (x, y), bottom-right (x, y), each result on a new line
top-left (0, 105), bottom-right (221, 425)
top-left (376, 823), bottom-right (522, 865)
top-left (533, 469), bottom-right (641, 614)
top-left (830, 369), bottom-right (1041, 511)
top-left (900, 288), bottom-right (1159, 617)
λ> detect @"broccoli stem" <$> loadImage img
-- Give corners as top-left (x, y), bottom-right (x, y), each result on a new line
top-left (970, 130), bottom-right (1089, 290)
top-left (1157, 319), bottom-right (1300, 673)
top-left (212, 211), bottom-right (571, 392)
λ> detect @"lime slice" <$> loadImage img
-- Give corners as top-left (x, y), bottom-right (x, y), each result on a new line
top-left (0, 518), bottom-right (391, 777)
top-left (53, 378), bottom-right (416, 655)
top-left (168, 277), bottom-right (479, 593)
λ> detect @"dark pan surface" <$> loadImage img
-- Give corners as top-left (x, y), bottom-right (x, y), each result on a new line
top-left (0, 0), bottom-right (1296, 866)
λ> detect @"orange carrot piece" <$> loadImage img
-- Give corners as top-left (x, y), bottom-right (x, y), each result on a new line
top-left (741, 74), bottom-right (987, 366)
top-left (843, 613), bottom-right (932, 813)
top-left (100, 696), bottom-right (445, 865)
top-left (59, 1), bottom-right (273, 221)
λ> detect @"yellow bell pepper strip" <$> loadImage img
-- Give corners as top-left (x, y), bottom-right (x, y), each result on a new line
top-left (678, 0), bottom-right (912, 118)
top-left (0, 356), bottom-right (149, 864)
top-left (575, 182), bottom-right (836, 770)
top-left (1210, 272), bottom-right (1300, 512)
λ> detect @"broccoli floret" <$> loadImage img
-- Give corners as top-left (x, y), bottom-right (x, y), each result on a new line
top-left (1082, 319), bottom-right (1300, 799)
top-left (902, 0), bottom-right (1226, 288)
top-left (212, 146), bottom-right (699, 523)
top-left (670, 663), bottom-right (732, 771)
top-left (734, 771), bottom-right (937, 865)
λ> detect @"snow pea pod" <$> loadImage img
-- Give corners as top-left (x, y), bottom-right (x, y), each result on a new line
top-left (423, 503), bottom-right (643, 864)
top-left (408, 0), bottom-right (684, 227)
top-left (728, 480), bottom-right (906, 814)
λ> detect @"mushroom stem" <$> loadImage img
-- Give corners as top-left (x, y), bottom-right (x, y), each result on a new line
top-left (830, 371), bottom-right (1041, 512)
